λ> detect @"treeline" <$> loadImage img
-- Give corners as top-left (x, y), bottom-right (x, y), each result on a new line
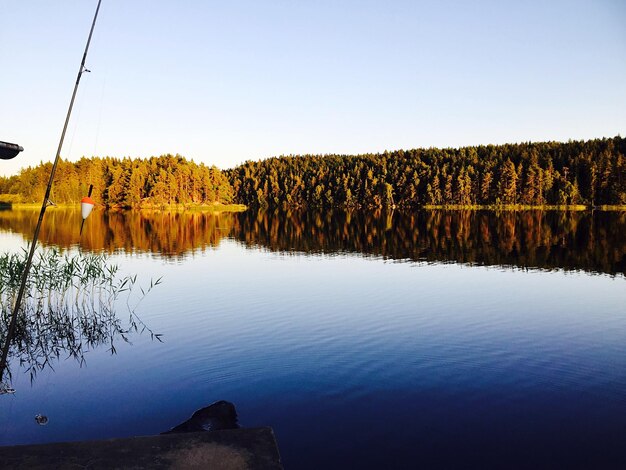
top-left (0, 154), bottom-right (233, 207)
top-left (1, 137), bottom-right (624, 209)
top-left (228, 136), bottom-right (626, 208)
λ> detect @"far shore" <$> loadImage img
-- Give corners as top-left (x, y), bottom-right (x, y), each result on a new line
top-left (421, 204), bottom-right (626, 211)
top-left (2, 202), bottom-right (625, 212)
top-left (2, 202), bottom-right (248, 212)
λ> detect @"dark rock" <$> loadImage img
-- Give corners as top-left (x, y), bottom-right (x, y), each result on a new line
top-left (162, 400), bottom-right (239, 434)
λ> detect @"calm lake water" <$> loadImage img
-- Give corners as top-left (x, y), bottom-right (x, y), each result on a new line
top-left (1, 208), bottom-right (625, 469)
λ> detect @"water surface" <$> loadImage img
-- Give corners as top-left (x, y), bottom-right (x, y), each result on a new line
top-left (1, 208), bottom-right (625, 468)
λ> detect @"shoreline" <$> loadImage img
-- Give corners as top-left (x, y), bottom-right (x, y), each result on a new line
top-left (3, 202), bottom-right (625, 212)
top-left (420, 204), bottom-right (626, 211)
top-left (3, 203), bottom-right (247, 212)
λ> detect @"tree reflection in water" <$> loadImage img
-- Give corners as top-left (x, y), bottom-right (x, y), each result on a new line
top-left (0, 208), bottom-right (624, 275)
top-left (233, 209), bottom-right (626, 276)
top-left (0, 249), bottom-right (160, 387)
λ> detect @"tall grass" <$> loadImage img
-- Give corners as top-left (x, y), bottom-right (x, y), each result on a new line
top-left (0, 248), bottom-right (161, 383)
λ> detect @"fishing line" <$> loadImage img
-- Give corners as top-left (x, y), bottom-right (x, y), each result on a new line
top-left (65, 73), bottom-right (89, 163)
top-left (93, 71), bottom-right (107, 158)
top-left (88, 14), bottom-right (106, 161)
top-left (1, 0), bottom-right (103, 386)
top-left (50, 80), bottom-right (86, 205)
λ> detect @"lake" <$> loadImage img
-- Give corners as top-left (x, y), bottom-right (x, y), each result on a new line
top-left (1, 208), bottom-right (625, 469)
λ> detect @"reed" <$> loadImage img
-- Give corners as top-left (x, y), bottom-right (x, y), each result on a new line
top-left (0, 248), bottom-right (161, 383)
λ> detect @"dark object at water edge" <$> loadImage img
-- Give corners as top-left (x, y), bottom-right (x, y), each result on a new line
top-left (0, 428), bottom-right (283, 469)
top-left (162, 400), bottom-right (239, 434)
top-left (0, 141), bottom-right (24, 160)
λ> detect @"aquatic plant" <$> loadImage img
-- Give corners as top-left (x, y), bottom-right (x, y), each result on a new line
top-left (0, 248), bottom-right (161, 383)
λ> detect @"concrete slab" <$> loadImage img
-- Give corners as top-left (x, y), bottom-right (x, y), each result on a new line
top-left (0, 427), bottom-right (282, 469)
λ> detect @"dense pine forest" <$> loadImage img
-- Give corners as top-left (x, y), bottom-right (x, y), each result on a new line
top-left (1, 136), bottom-right (624, 208)
top-left (229, 136), bottom-right (625, 209)
top-left (0, 155), bottom-right (233, 207)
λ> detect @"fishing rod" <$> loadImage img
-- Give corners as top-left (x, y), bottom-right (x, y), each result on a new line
top-left (0, 0), bottom-right (103, 383)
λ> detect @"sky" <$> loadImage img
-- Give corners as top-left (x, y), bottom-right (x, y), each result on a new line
top-left (1, 0), bottom-right (625, 176)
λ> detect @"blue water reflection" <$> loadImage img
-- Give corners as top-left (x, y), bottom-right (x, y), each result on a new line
top-left (0, 210), bottom-right (625, 468)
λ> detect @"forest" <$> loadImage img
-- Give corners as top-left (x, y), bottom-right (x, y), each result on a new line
top-left (0, 155), bottom-right (233, 207)
top-left (228, 136), bottom-right (625, 209)
top-left (0, 136), bottom-right (624, 209)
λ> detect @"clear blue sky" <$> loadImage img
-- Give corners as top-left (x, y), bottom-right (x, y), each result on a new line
top-left (1, 0), bottom-right (624, 176)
